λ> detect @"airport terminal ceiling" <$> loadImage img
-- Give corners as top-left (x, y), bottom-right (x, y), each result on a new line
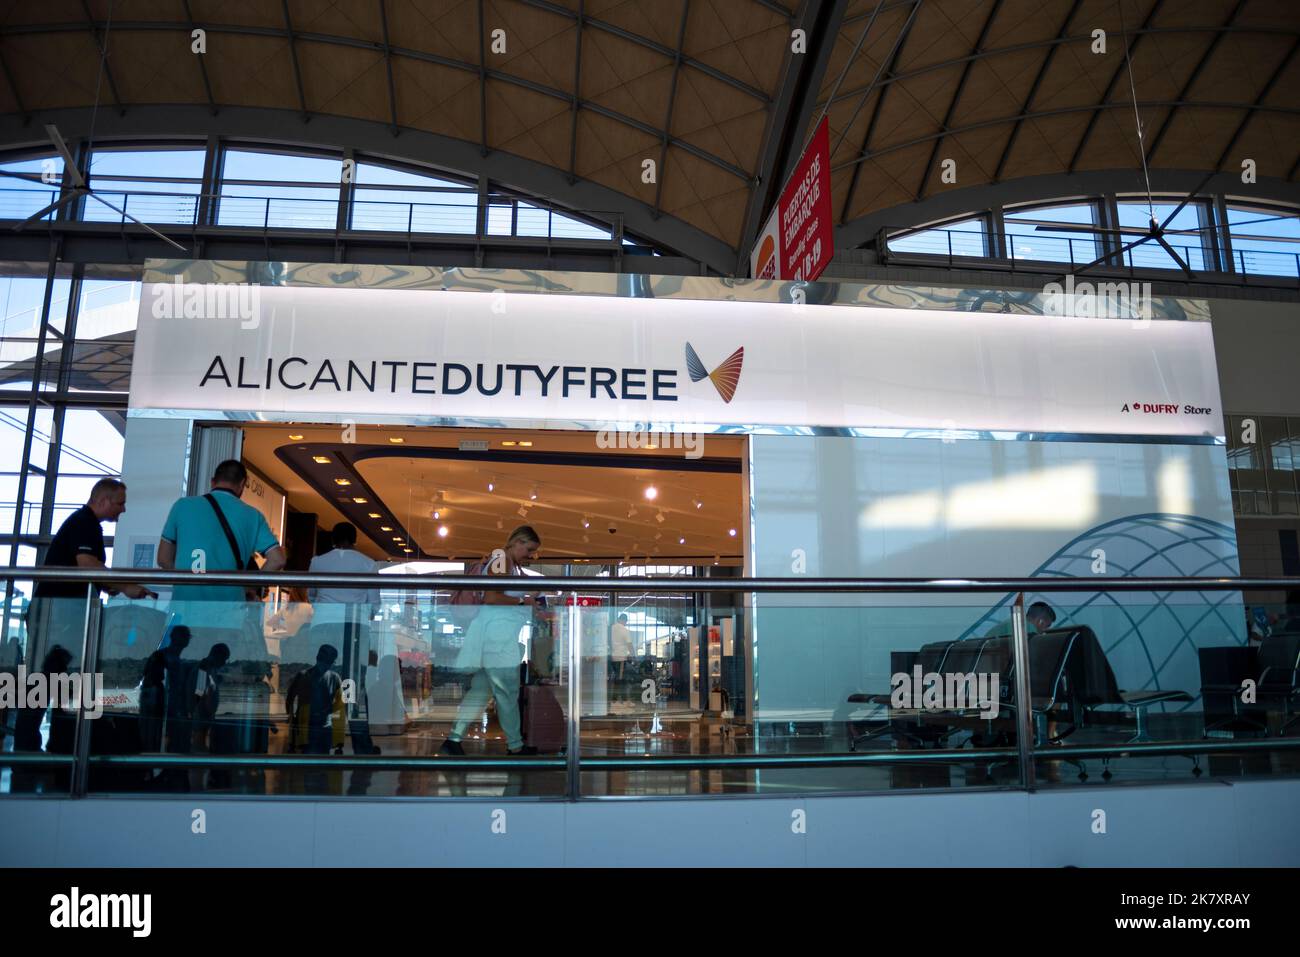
top-left (0, 1), bottom-right (1298, 273)
top-left (240, 423), bottom-right (747, 565)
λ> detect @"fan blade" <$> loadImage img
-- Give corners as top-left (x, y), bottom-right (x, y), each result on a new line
top-left (1153, 234), bottom-right (1193, 275)
top-left (9, 191), bottom-right (82, 231)
top-left (1157, 170), bottom-right (1218, 232)
top-left (86, 193), bottom-right (187, 252)
top-left (43, 125), bottom-right (85, 190)
top-left (1071, 233), bottom-right (1153, 275)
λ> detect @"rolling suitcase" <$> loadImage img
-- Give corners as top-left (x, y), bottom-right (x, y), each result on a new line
top-left (519, 684), bottom-right (566, 753)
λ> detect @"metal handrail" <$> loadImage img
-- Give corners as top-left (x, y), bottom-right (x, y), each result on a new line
top-left (5, 567), bottom-right (1300, 593)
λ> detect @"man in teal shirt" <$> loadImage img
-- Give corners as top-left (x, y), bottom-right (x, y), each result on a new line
top-left (158, 460), bottom-right (285, 636)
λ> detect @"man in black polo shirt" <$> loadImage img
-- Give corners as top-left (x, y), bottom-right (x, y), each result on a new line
top-left (27, 478), bottom-right (155, 673)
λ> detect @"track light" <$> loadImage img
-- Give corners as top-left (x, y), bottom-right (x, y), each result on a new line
top-left (692, 497), bottom-right (702, 510)
top-left (529, 486), bottom-right (539, 500)
top-left (581, 517), bottom-right (590, 528)
top-left (679, 537), bottom-right (686, 545)
top-left (728, 528), bottom-right (737, 537)
top-left (437, 526), bottom-right (449, 538)
top-left (644, 486), bottom-right (658, 500)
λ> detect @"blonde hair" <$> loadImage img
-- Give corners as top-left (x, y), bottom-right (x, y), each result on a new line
top-left (507, 525), bottom-right (541, 547)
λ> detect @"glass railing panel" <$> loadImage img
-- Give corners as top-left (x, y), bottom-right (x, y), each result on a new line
top-left (576, 600), bottom-right (1024, 796)
top-left (0, 591), bottom-right (92, 795)
top-left (84, 595), bottom-right (568, 797)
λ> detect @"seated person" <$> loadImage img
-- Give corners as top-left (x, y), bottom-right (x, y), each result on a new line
top-left (985, 601), bottom-right (1056, 639)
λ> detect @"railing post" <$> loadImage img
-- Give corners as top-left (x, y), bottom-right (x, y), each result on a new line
top-left (407, 202), bottom-right (414, 235)
top-left (1010, 593), bottom-right (1036, 791)
top-left (70, 583), bottom-right (102, 799)
top-left (946, 228), bottom-right (952, 266)
top-left (566, 591), bottom-right (581, 800)
top-left (263, 198), bottom-right (271, 231)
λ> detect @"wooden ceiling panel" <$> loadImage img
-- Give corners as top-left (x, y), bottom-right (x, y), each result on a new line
top-left (297, 40), bottom-right (389, 123)
top-left (841, 143), bottom-right (930, 221)
top-left (660, 147), bottom-right (744, 240)
top-left (109, 0), bottom-right (188, 20)
top-left (1127, 32), bottom-right (1212, 101)
top-left (486, 78), bottom-right (572, 168)
top-left (956, 54), bottom-right (1040, 126)
top-left (1071, 107), bottom-right (1148, 171)
top-left (2, 34), bottom-right (107, 110)
top-left (573, 109), bottom-right (660, 205)
top-left (920, 124), bottom-right (1006, 195)
top-left (587, 0), bottom-right (687, 50)
top-left (1236, 0), bottom-right (1300, 30)
top-left (205, 34), bottom-right (297, 109)
top-left (392, 57), bottom-right (481, 141)
top-left (0, 0), bottom-right (85, 25)
top-left (387, 0), bottom-right (480, 65)
top-left (984, 0), bottom-right (1065, 48)
top-left (1152, 0), bottom-right (1238, 30)
top-left (683, 0), bottom-right (788, 94)
top-left (898, 0), bottom-right (992, 72)
top-left (671, 69), bottom-right (763, 174)
top-left (1157, 106), bottom-right (1247, 169)
top-left (489, 0), bottom-right (578, 93)
top-left (581, 29), bottom-right (676, 132)
top-left (1228, 113), bottom-right (1300, 178)
top-left (188, 0), bottom-right (288, 30)
top-left (288, 0), bottom-right (386, 43)
top-left (869, 64), bottom-right (961, 149)
top-left (999, 114), bottom-right (1092, 180)
top-left (1034, 36), bottom-right (1119, 111)
top-left (109, 30), bottom-right (210, 104)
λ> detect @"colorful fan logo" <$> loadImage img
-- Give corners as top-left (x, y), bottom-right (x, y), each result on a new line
top-left (684, 342), bottom-right (744, 403)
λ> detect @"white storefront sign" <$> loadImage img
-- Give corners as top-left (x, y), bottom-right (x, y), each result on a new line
top-left (129, 284), bottom-right (1223, 438)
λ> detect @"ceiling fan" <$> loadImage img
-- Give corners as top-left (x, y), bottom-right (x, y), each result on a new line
top-left (0, 0), bottom-right (186, 252)
top-left (0, 123), bottom-right (185, 251)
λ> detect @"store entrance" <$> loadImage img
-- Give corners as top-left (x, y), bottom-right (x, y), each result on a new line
top-left (232, 421), bottom-right (747, 756)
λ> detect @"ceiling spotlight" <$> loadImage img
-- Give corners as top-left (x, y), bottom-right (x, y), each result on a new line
top-left (333, 478), bottom-right (351, 486)
top-left (368, 512), bottom-right (381, 519)
top-left (679, 537), bottom-right (686, 545)
top-left (312, 456), bottom-right (331, 464)
top-left (529, 486), bottom-right (539, 500)
top-left (692, 498), bottom-right (703, 510)
top-left (352, 497), bottom-right (367, 504)
top-left (288, 434), bottom-right (304, 441)
top-left (518, 440), bottom-right (532, 447)
top-left (380, 526), bottom-right (393, 532)
top-left (501, 440), bottom-right (517, 447)
top-left (389, 436), bottom-right (404, 444)
top-left (437, 525), bottom-right (449, 538)
top-left (581, 517), bottom-right (590, 529)
top-left (644, 486), bottom-right (658, 501)
top-left (432, 510), bottom-right (441, 520)
top-left (729, 528), bottom-right (737, 537)
top-left (487, 478), bottom-right (495, 492)
top-left (404, 548), bottom-right (414, 554)
top-left (392, 537), bottom-right (403, 543)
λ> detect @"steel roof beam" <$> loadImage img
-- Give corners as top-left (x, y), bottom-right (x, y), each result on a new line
top-left (378, 0), bottom-right (399, 136)
top-left (990, 0), bottom-right (1081, 184)
top-left (832, 99), bottom-right (1300, 173)
top-left (180, 0), bottom-right (217, 116)
top-left (916, 0), bottom-right (1005, 201)
top-left (280, 0), bottom-right (310, 123)
top-left (838, 0), bottom-right (920, 223)
top-left (79, 0), bottom-right (124, 116)
top-left (653, 1), bottom-right (691, 219)
top-left (1068, 0), bottom-right (1164, 173)
top-left (1144, 0), bottom-right (1247, 167)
